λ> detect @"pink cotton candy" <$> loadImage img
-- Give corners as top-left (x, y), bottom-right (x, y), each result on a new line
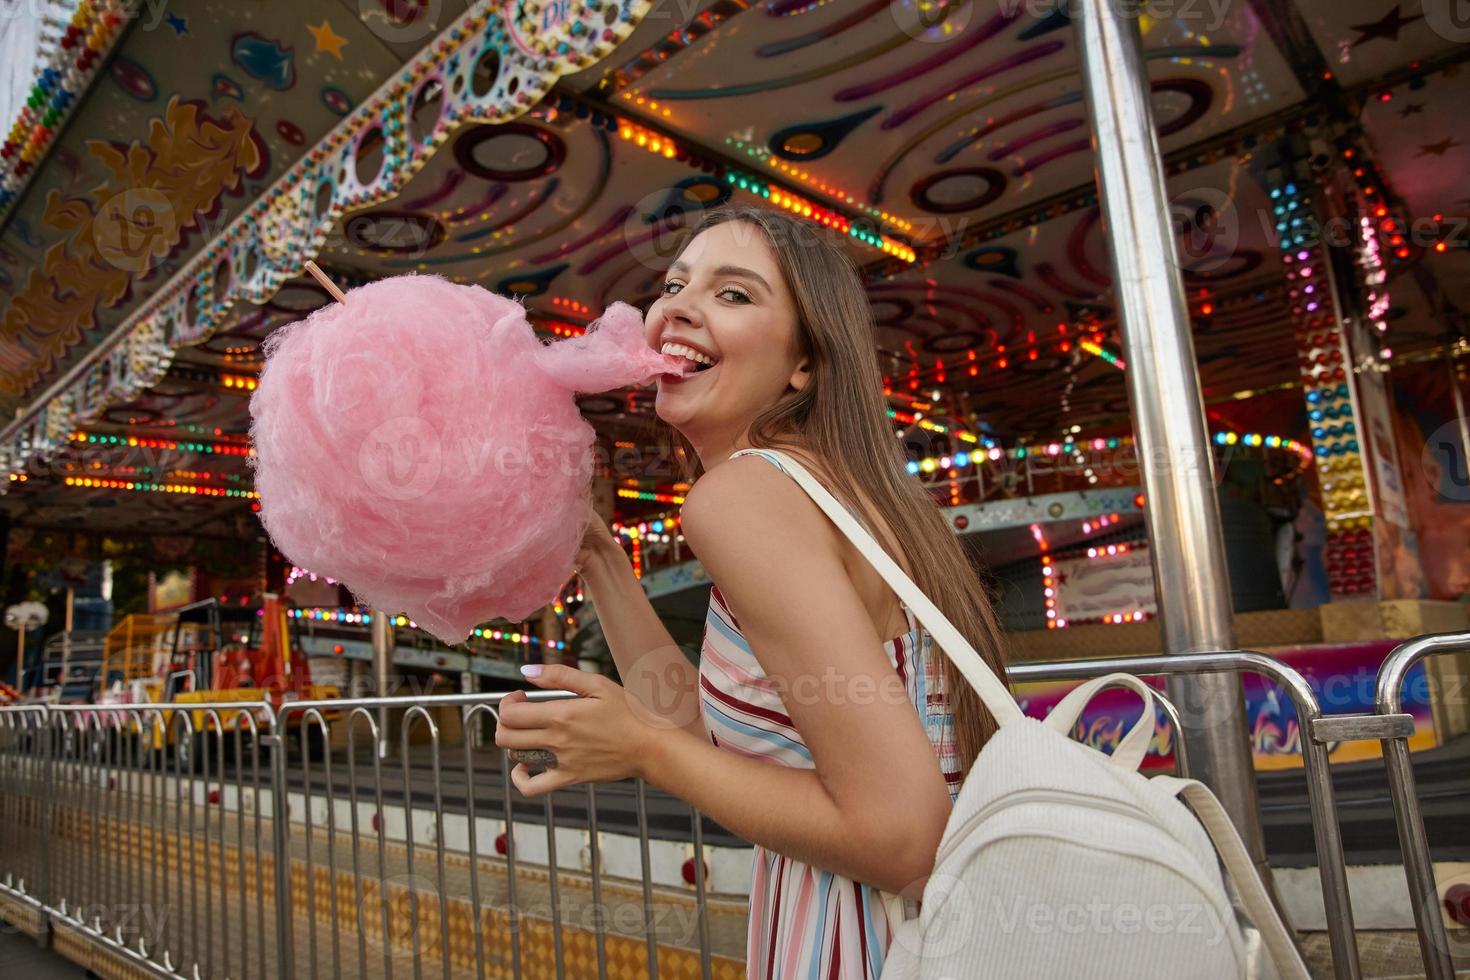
top-left (248, 274), bottom-right (683, 644)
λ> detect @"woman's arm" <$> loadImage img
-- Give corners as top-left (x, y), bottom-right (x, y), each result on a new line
top-left (674, 456), bottom-right (953, 894)
top-left (578, 526), bottom-right (705, 740)
top-left (640, 723), bottom-right (935, 896)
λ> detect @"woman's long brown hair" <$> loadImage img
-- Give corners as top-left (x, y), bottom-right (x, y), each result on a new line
top-left (664, 205), bottom-right (1010, 772)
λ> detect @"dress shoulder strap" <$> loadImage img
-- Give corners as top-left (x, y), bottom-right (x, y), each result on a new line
top-left (731, 448), bottom-right (920, 633)
top-left (728, 447), bottom-right (788, 471)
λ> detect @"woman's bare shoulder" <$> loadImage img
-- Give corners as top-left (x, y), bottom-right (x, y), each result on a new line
top-left (680, 454), bottom-right (836, 554)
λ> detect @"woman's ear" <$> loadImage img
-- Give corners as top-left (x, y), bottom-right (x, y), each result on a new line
top-left (788, 358), bottom-right (812, 392)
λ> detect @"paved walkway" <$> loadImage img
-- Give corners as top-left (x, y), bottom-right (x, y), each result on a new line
top-left (0, 927), bottom-right (87, 979)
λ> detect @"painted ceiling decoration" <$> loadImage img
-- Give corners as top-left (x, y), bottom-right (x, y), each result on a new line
top-left (0, 0), bottom-right (1465, 541)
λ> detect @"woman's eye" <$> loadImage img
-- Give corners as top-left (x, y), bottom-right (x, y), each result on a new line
top-left (718, 288), bottom-right (751, 304)
top-left (661, 281), bottom-right (684, 294)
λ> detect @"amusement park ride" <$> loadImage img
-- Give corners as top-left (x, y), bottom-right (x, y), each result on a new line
top-left (80, 595), bottom-right (340, 762)
top-left (0, 2), bottom-right (1464, 979)
top-left (0, 0), bottom-right (1463, 786)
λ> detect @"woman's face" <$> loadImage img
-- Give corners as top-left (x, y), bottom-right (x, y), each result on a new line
top-left (643, 222), bottom-right (809, 455)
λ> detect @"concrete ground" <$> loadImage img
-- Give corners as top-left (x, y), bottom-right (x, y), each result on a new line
top-left (0, 926), bottom-right (89, 978)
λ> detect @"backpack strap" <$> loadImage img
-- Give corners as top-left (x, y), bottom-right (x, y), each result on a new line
top-left (1152, 775), bottom-right (1311, 980)
top-left (1042, 673), bottom-right (1156, 771)
top-left (728, 448), bottom-right (1024, 727)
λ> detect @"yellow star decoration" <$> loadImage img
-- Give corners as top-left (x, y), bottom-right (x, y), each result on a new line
top-left (308, 20), bottom-right (347, 59)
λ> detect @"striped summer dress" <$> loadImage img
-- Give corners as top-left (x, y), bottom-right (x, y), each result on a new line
top-left (698, 450), bottom-right (962, 979)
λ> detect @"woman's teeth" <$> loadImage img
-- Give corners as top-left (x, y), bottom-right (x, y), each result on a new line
top-left (660, 342), bottom-right (717, 372)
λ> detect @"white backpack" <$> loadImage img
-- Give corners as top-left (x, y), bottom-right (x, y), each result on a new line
top-left (756, 450), bottom-right (1310, 980)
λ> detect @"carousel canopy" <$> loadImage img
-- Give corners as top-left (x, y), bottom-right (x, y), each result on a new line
top-left (0, 0), bottom-right (1465, 541)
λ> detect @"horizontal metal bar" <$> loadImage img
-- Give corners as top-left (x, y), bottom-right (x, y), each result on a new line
top-left (28, 700), bottom-right (276, 717)
top-left (1009, 649), bottom-right (1320, 722)
top-left (276, 689), bottom-right (573, 717)
top-left (1376, 631), bottom-right (1470, 715)
top-left (1309, 713), bottom-right (1415, 743)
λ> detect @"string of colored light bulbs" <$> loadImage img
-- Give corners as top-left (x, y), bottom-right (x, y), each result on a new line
top-left (69, 430), bottom-right (254, 455)
top-left (611, 513), bottom-right (681, 543)
top-left (0, 0), bottom-right (126, 217)
top-left (615, 119), bottom-right (916, 262)
top-left (286, 607), bottom-right (568, 651)
top-left (904, 429), bottom-right (1312, 476)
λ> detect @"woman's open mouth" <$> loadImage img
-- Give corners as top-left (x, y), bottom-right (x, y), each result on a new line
top-left (659, 342), bottom-right (719, 382)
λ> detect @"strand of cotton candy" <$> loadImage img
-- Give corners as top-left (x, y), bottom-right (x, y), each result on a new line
top-left (249, 274), bottom-right (683, 645)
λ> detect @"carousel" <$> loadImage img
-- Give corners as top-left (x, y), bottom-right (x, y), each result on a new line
top-left (0, 1), bottom-right (1467, 977)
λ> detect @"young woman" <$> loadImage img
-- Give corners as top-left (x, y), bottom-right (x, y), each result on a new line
top-left (495, 205), bottom-right (1009, 978)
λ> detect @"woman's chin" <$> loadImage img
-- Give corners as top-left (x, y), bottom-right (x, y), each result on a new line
top-left (654, 386), bottom-right (696, 427)
top-left (655, 382), bottom-right (711, 431)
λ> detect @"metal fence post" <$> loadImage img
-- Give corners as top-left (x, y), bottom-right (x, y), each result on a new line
top-left (1375, 632), bottom-right (1469, 979)
top-left (268, 725), bottom-right (294, 980)
top-left (39, 705), bottom-right (54, 920)
top-left (1071, 0), bottom-right (1268, 872)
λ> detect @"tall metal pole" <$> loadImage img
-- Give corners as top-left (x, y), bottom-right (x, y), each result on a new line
top-left (61, 587), bottom-right (74, 696)
top-left (1451, 353), bottom-right (1470, 479)
top-left (371, 609), bottom-right (394, 759)
top-left (1072, 3), bottom-right (1267, 863)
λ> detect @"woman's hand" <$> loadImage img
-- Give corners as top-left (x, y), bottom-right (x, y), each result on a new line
top-left (575, 499), bottom-right (621, 572)
top-left (494, 663), bottom-right (677, 797)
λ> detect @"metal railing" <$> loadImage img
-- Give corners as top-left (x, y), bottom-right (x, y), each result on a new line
top-left (0, 634), bottom-right (1463, 979)
top-left (1010, 650), bottom-right (1358, 979)
top-left (0, 690), bottom-right (722, 980)
top-left (1369, 631), bottom-right (1470, 980)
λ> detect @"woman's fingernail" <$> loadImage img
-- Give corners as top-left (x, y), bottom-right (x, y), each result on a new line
top-left (520, 664), bottom-right (542, 677)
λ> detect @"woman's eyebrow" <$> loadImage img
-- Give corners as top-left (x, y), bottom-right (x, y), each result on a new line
top-left (666, 259), bottom-right (771, 293)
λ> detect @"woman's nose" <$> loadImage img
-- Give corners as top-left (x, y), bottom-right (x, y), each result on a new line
top-left (662, 297), bottom-right (702, 329)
